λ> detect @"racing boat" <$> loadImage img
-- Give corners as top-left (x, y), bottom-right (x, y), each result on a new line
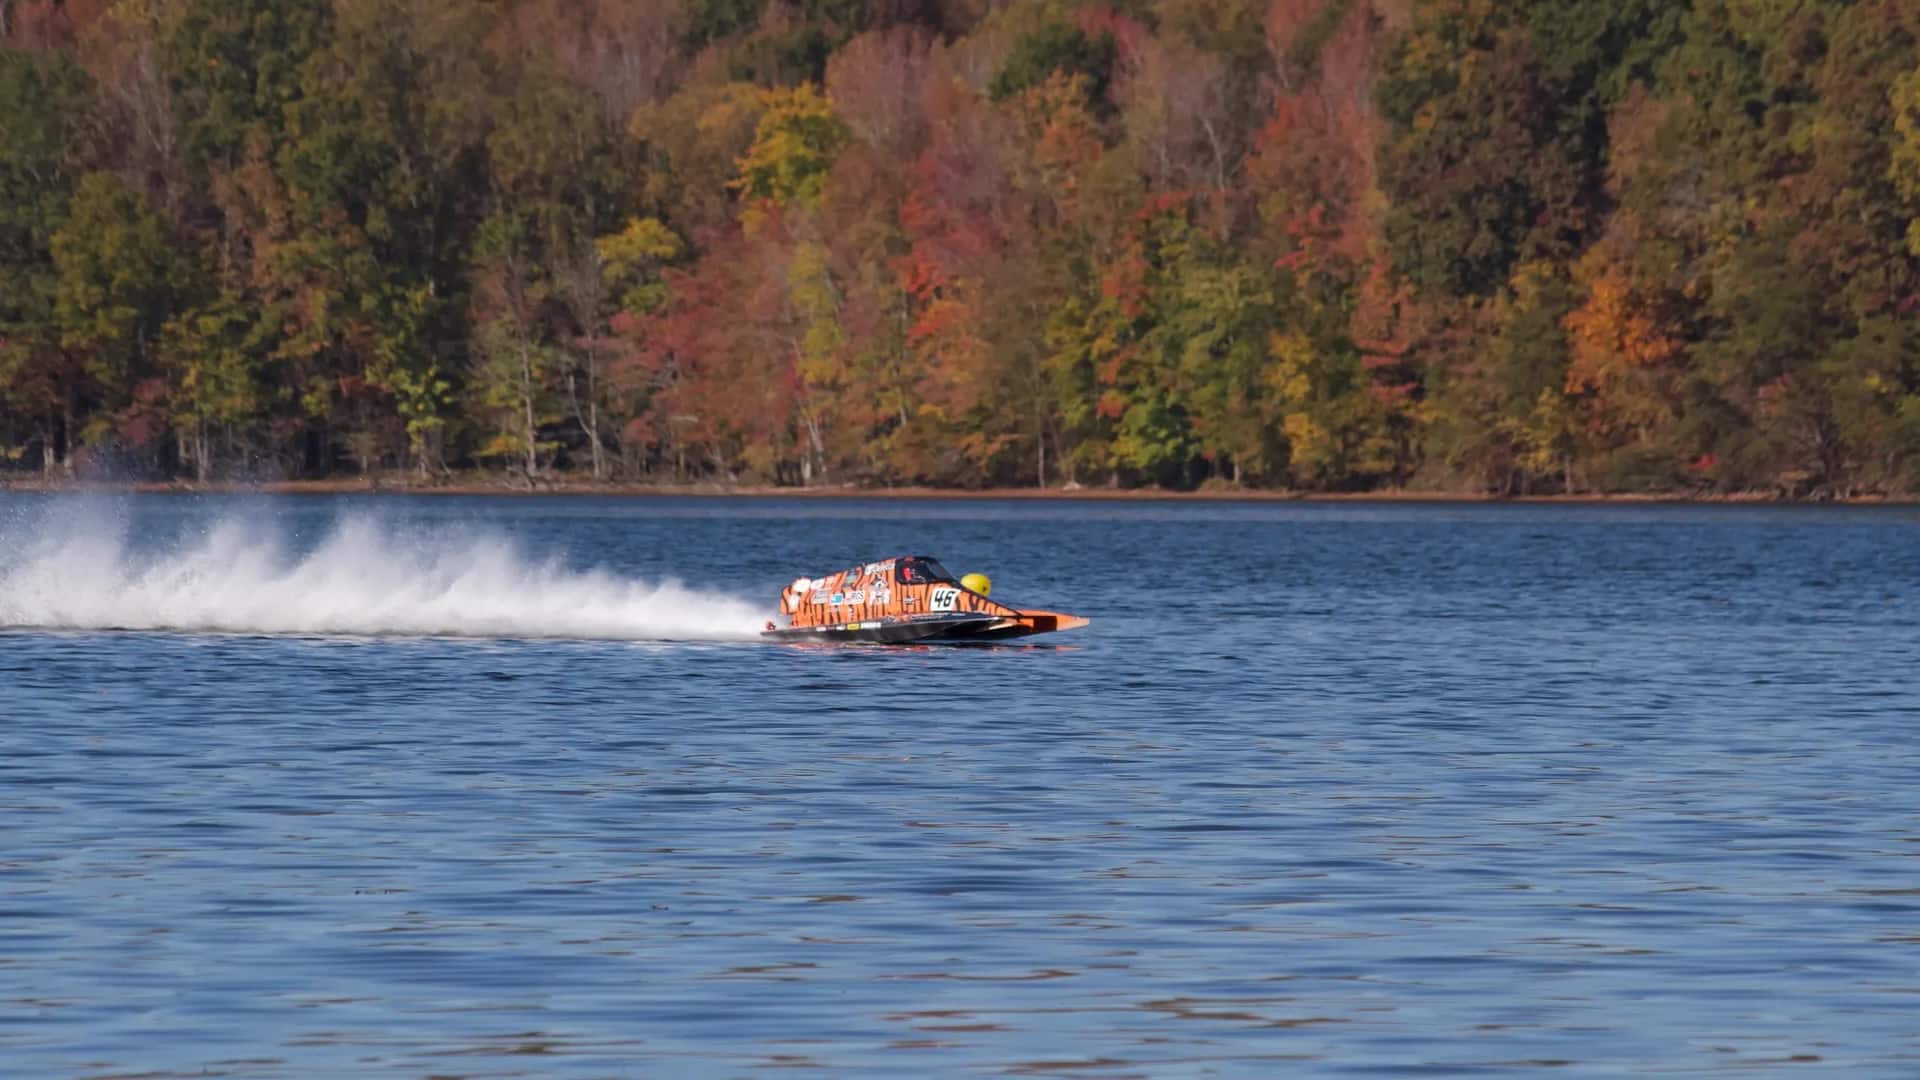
top-left (762, 556), bottom-right (1089, 644)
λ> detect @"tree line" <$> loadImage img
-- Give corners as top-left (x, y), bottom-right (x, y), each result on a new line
top-left (3, 0), bottom-right (1918, 495)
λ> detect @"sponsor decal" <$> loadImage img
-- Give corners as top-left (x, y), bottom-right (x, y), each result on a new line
top-left (830, 593), bottom-right (845, 605)
top-left (930, 586), bottom-right (959, 612)
top-left (845, 590), bottom-right (865, 604)
top-left (811, 590), bottom-right (830, 604)
top-left (868, 587), bottom-right (890, 605)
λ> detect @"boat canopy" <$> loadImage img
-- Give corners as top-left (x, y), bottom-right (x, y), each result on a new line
top-left (896, 556), bottom-right (957, 585)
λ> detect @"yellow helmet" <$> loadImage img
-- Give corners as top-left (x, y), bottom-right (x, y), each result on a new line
top-left (960, 572), bottom-right (991, 596)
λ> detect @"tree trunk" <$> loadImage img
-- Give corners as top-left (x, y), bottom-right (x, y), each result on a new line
top-left (801, 409), bottom-right (825, 487)
top-left (586, 351), bottom-right (604, 479)
top-left (588, 392), bottom-right (603, 479)
top-left (566, 361), bottom-right (607, 480)
top-left (521, 342), bottom-right (537, 479)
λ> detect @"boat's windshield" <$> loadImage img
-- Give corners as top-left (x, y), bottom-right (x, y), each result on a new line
top-left (896, 558), bottom-right (956, 585)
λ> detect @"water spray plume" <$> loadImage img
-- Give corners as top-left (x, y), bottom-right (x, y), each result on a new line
top-left (0, 505), bottom-right (765, 641)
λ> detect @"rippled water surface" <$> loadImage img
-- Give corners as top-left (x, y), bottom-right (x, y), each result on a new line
top-left (4, 493), bottom-right (1920, 1078)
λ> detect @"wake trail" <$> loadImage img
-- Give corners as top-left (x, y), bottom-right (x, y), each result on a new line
top-left (0, 507), bottom-right (766, 641)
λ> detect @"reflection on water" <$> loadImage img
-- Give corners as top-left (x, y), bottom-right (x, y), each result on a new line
top-left (3, 495), bottom-right (1920, 1076)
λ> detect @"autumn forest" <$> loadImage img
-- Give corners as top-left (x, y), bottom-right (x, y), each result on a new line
top-left (3, 0), bottom-right (1920, 495)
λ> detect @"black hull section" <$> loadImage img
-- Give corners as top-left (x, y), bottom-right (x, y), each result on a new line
top-left (762, 613), bottom-right (1034, 644)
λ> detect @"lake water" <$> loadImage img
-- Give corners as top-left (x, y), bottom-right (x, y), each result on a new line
top-left (3, 493), bottom-right (1919, 1077)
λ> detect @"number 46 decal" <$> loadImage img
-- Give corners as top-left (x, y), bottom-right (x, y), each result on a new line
top-left (930, 586), bottom-right (959, 612)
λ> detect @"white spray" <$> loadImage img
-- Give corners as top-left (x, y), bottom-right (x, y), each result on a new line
top-left (0, 502), bottom-right (767, 641)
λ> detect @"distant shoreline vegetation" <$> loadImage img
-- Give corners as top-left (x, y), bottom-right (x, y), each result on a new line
top-left (5, 472), bottom-right (1915, 506)
top-left (4, 2), bottom-right (1920, 498)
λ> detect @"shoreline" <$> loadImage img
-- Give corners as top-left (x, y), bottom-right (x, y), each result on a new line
top-left (2, 475), bottom-right (1913, 506)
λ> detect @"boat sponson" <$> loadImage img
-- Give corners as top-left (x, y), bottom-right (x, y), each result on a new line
top-left (762, 612), bottom-right (1010, 644)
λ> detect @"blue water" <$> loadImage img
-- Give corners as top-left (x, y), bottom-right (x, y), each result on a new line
top-left (3, 494), bottom-right (1919, 1077)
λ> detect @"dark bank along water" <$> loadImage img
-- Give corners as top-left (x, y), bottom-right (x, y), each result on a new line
top-left (3, 494), bottom-right (1919, 1078)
